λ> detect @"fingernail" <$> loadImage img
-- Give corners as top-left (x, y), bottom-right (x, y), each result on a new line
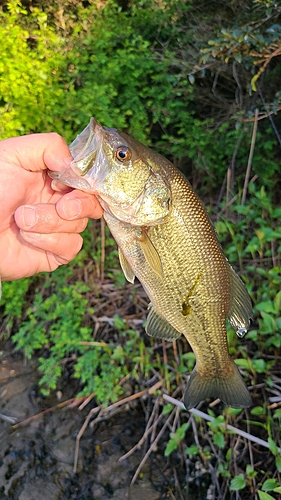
top-left (63, 198), bottom-right (82, 219)
top-left (23, 207), bottom-right (37, 228)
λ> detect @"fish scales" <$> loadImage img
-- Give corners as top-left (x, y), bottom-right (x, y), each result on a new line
top-left (49, 117), bottom-right (253, 410)
top-left (105, 166), bottom-right (231, 375)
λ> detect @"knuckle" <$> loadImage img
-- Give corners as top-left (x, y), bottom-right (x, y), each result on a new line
top-left (48, 132), bottom-right (66, 145)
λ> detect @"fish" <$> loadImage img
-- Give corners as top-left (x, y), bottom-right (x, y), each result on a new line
top-left (50, 117), bottom-right (252, 409)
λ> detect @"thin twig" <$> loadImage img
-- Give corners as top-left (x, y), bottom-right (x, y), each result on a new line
top-left (130, 407), bottom-right (177, 486)
top-left (11, 397), bottom-right (77, 430)
top-left (258, 88), bottom-right (281, 148)
top-left (78, 393), bottom-right (95, 411)
top-left (162, 394), bottom-right (280, 453)
top-left (73, 381), bottom-right (163, 472)
top-left (119, 397), bottom-right (161, 462)
top-left (78, 341), bottom-right (108, 347)
top-left (102, 380), bottom-right (162, 414)
top-left (226, 128), bottom-right (244, 217)
top-left (74, 406), bottom-right (101, 473)
top-left (0, 413), bottom-right (18, 424)
top-left (100, 217), bottom-right (105, 281)
top-left (241, 109), bottom-right (259, 206)
top-left (245, 409), bottom-right (258, 500)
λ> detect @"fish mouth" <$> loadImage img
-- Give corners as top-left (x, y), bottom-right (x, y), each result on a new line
top-left (48, 117), bottom-right (106, 192)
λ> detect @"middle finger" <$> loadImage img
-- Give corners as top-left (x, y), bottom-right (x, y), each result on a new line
top-left (14, 203), bottom-right (88, 234)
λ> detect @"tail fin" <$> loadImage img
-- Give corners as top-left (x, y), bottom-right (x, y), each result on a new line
top-left (183, 361), bottom-right (251, 410)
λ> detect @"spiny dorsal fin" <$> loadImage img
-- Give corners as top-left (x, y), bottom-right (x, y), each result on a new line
top-left (138, 230), bottom-right (163, 279)
top-left (227, 264), bottom-right (252, 337)
top-left (118, 247), bottom-right (135, 284)
top-left (146, 305), bottom-right (182, 341)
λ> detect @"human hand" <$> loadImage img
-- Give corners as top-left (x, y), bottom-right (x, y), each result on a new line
top-left (0, 132), bottom-right (103, 282)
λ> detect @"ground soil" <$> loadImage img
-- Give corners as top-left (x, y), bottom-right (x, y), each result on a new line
top-left (0, 347), bottom-right (198, 500)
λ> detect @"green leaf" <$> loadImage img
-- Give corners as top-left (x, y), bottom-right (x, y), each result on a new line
top-left (262, 478), bottom-right (280, 491)
top-left (235, 359), bottom-right (251, 369)
top-left (252, 359), bottom-right (267, 374)
top-left (268, 437), bottom-right (279, 456)
top-left (177, 423), bottom-right (189, 440)
top-left (273, 486), bottom-right (281, 493)
top-left (255, 301), bottom-right (276, 314)
top-left (274, 291), bottom-right (281, 312)
top-left (258, 491), bottom-right (275, 500)
top-left (273, 409), bottom-right (281, 420)
top-left (213, 431), bottom-right (225, 449)
top-left (185, 445), bottom-right (199, 455)
top-left (164, 439), bottom-right (178, 457)
top-left (234, 52), bottom-right (242, 63)
top-left (162, 404), bottom-right (173, 415)
top-left (229, 474), bottom-right (246, 491)
top-left (275, 456), bottom-right (281, 472)
top-left (251, 406), bottom-right (265, 415)
top-left (246, 464), bottom-right (257, 478)
top-left (251, 73), bottom-right (259, 91)
top-left (260, 312), bottom-right (276, 334)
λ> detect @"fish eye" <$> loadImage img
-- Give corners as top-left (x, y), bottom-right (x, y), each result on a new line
top-left (116, 146), bottom-right (132, 162)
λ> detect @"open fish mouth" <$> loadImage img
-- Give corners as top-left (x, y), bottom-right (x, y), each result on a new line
top-left (48, 118), bottom-right (105, 193)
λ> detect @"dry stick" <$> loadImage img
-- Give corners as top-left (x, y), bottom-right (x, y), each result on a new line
top-left (100, 217), bottom-right (105, 282)
top-left (163, 394), bottom-right (280, 453)
top-left (103, 380), bottom-right (162, 413)
top-left (258, 88), bottom-right (281, 148)
top-left (147, 397), bottom-right (159, 446)
top-left (11, 397), bottom-right (77, 430)
top-left (73, 381), bottom-right (163, 472)
top-left (130, 407), bottom-right (177, 487)
top-left (241, 109), bottom-right (259, 206)
top-left (243, 107), bottom-right (281, 123)
top-left (245, 409), bottom-right (258, 500)
top-left (226, 129), bottom-right (244, 217)
top-left (78, 393), bottom-right (95, 411)
top-left (74, 405), bottom-right (101, 473)
top-left (119, 397), bottom-right (161, 462)
top-left (78, 341), bottom-right (108, 347)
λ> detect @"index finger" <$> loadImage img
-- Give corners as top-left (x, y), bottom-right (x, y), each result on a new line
top-left (0, 133), bottom-right (72, 173)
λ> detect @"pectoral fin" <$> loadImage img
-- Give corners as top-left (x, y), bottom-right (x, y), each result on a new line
top-left (118, 247), bottom-right (135, 284)
top-left (138, 230), bottom-right (163, 279)
top-left (146, 305), bottom-right (182, 341)
top-left (227, 264), bottom-right (252, 337)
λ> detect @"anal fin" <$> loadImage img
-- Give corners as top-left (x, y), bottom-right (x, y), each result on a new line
top-left (146, 305), bottom-right (182, 341)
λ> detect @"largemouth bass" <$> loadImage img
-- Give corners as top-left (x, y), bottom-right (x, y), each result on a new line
top-left (50, 118), bottom-right (252, 409)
